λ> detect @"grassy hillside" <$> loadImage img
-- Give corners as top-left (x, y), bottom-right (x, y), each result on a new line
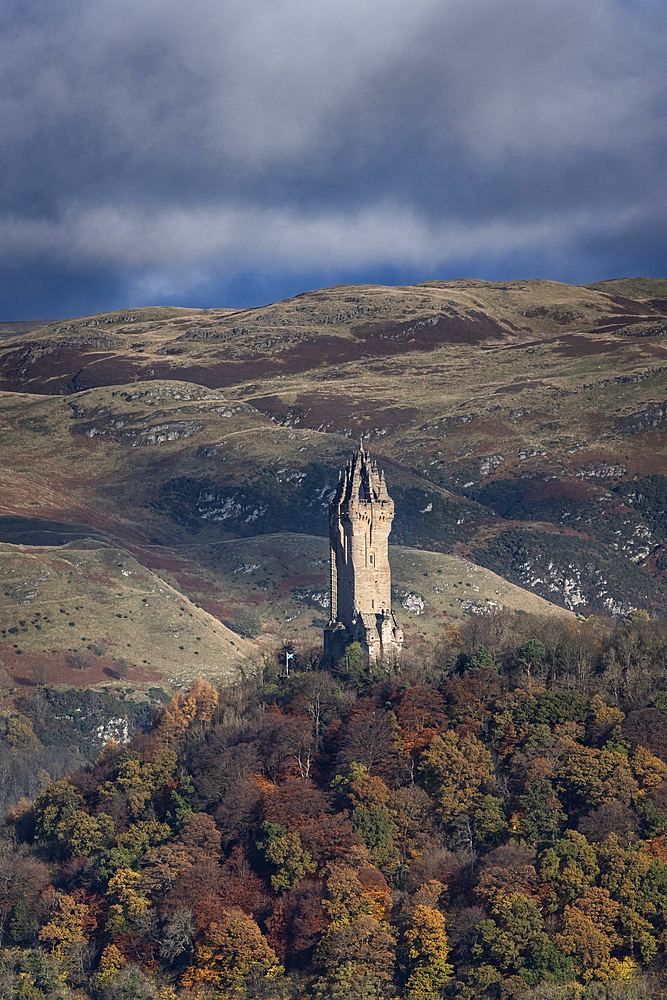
top-left (173, 532), bottom-right (572, 646)
top-left (0, 539), bottom-right (256, 689)
top-left (1, 276), bottom-right (667, 642)
top-left (0, 531), bottom-right (570, 687)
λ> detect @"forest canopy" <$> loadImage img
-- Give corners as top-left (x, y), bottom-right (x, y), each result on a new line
top-left (3, 611), bottom-right (667, 998)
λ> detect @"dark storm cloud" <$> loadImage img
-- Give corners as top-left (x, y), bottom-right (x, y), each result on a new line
top-left (1, 0), bottom-right (666, 315)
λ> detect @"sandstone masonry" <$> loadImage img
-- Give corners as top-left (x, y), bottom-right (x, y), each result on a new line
top-left (323, 443), bottom-right (403, 665)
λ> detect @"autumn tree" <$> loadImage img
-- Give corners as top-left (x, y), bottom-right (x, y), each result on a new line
top-left (402, 903), bottom-right (453, 997)
top-left (283, 671), bottom-right (347, 743)
top-left (141, 814), bottom-right (226, 931)
top-left (336, 701), bottom-right (402, 779)
top-left (556, 737), bottom-right (638, 815)
top-left (0, 848), bottom-right (51, 945)
top-left (38, 890), bottom-right (88, 963)
top-left (320, 859), bottom-right (390, 927)
top-left (180, 907), bottom-right (281, 991)
top-left (101, 818), bottom-right (172, 878)
top-left (316, 916), bottom-right (396, 1000)
top-left (95, 943), bottom-right (126, 988)
top-left (194, 735), bottom-right (261, 845)
top-left (106, 868), bottom-right (150, 938)
top-left (33, 780), bottom-right (82, 851)
top-left (248, 706), bottom-right (318, 781)
top-left (394, 685), bottom-right (448, 757)
top-left (153, 678), bottom-right (219, 748)
top-left (555, 887), bottom-right (621, 980)
top-left (388, 784), bottom-right (436, 865)
top-left (211, 847), bottom-right (263, 923)
top-left (418, 730), bottom-right (493, 826)
top-left (271, 878), bottom-right (328, 964)
top-left (474, 845), bottom-right (540, 908)
top-left (441, 668), bottom-right (502, 734)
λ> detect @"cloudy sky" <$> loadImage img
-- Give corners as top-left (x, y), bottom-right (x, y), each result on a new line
top-left (2, 0), bottom-right (666, 319)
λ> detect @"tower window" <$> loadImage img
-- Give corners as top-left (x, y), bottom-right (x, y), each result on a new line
top-left (370, 554), bottom-right (373, 564)
top-left (372, 600), bottom-right (374, 609)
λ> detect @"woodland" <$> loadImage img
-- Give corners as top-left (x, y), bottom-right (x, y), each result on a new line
top-left (3, 611), bottom-right (667, 998)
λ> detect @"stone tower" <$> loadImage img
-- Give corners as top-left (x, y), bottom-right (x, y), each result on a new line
top-left (323, 443), bottom-right (403, 664)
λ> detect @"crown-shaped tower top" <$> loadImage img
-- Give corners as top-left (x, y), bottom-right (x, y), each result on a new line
top-left (331, 439), bottom-right (390, 509)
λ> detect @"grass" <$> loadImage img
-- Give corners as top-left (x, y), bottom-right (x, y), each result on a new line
top-left (0, 540), bottom-right (256, 688)
top-left (0, 275), bottom-right (666, 646)
top-left (179, 533), bottom-right (571, 650)
top-left (582, 277), bottom-right (667, 300)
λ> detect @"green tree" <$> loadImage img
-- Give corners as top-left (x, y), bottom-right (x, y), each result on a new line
top-left (473, 892), bottom-right (571, 986)
top-left (334, 763), bottom-right (399, 869)
top-left (64, 810), bottom-right (114, 857)
top-left (351, 807), bottom-right (399, 870)
top-left (100, 747), bottom-right (178, 820)
top-left (346, 642), bottom-right (367, 688)
top-left (33, 780), bottom-right (82, 851)
top-left (518, 639), bottom-right (547, 682)
top-left (100, 818), bottom-right (172, 878)
top-left (539, 831), bottom-right (599, 912)
top-left (596, 833), bottom-right (667, 962)
top-left (468, 645), bottom-right (497, 671)
top-left (265, 830), bottom-right (316, 892)
top-left (472, 794), bottom-right (508, 848)
top-left (517, 779), bottom-right (566, 846)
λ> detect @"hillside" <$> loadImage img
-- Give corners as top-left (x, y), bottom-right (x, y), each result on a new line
top-left (4, 624), bottom-right (667, 998)
top-left (0, 539), bottom-right (256, 689)
top-left (1, 276), bottom-right (667, 655)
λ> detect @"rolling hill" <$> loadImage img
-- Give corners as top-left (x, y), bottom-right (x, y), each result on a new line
top-left (2, 276), bottom-right (667, 685)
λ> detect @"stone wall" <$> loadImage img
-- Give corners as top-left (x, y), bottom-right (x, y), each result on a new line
top-left (324, 444), bottom-right (403, 664)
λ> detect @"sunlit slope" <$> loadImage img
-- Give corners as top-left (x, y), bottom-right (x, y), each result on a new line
top-left (1, 275), bottom-right (667, 615)
top-left (172, 533), bottom-right (572, 649)
top-left (0, 534), bottom-right (572, 686)
top-left (0, 540), bottom-right (257, 687)
top-left (2, 277), bottom-right (667, 395)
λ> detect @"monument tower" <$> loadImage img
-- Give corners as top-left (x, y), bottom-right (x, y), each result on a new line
top-left (323, 443), bottom-right (403, 664)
